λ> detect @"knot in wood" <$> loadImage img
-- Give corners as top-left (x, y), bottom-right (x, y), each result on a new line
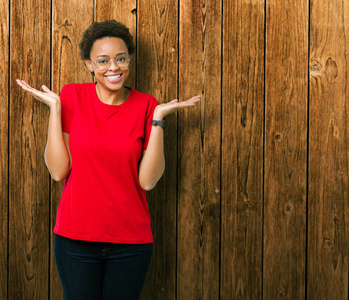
top-left (310, 57), bottom-right (324, 76)
top-left (324, 57), bottom-right (338, 82)
top-left (284, 203), bottom-right (293, 214)
top-left (323, 238), bottom-right (332, 249)
top-left (279, 289), bottom-right (286, 297)
top-left (311, 62), bottom-right (322, 71)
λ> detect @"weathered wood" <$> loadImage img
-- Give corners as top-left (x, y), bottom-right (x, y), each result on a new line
top-left (221, 0), bottom-right (264, 298)
top-left (95, 0), bottom-right (137, 88)
top-left (9, 0), bottom-right (51, 298)
top-left (0, 0), bottom-right (9, 299)
top-left (50, 1), bottom-right (94, 298)
top-left (177, 0), bottom-right (221, 299)
top-left (2, 1), bottom-right (349, 299)
top-left (308, 0), bottom-right (349, 299)
top-left (136, 0), bottom-right (178, 299)
top-left (263, 0), bottom-right (308, 298)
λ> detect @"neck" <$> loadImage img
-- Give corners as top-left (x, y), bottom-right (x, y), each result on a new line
top-left (95, 84), bottom-right (128, 105)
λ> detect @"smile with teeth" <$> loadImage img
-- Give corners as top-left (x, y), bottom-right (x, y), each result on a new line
top-left (105, 74), bottom-right (122, 83)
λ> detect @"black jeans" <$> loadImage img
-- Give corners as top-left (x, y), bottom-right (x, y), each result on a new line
top-left (54, 234), bottom-right (153, 300)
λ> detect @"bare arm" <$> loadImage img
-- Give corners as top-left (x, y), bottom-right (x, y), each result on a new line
top-left (16, 80), bottom-right (71, 181)
top-left (44, 106), bottom-right (72, 181)
top-left (138, 96), bottom-right (201, 191)
top-left (138, 108), bottom-right (165, 191)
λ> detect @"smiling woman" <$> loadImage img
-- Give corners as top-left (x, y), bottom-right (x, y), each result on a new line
top-left (16, 19), bottom-right (200, 300)
top-left (85, 38), bottom-right (131, 105)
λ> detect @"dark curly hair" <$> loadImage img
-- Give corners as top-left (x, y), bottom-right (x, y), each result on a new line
top-left (79, 20), bottom-right (135, 60)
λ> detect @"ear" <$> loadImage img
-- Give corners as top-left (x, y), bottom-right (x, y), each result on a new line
top-left (84, 59), bottom-right (94, 73)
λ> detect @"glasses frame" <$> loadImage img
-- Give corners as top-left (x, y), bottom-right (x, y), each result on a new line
top-left (90, 52), bottom-right (131, 71)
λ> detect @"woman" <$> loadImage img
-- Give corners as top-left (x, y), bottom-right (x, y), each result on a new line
top-left (16, 20), bottom-right (200, 300)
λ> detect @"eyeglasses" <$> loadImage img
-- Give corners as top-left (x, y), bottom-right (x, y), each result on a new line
top-left (90, 52), bottom-right (130, 71)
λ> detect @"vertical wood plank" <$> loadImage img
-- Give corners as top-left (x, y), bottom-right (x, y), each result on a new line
top-left (308, 0), bottom-right (349, 298)
top-left (50, 2), bottom-right (94, 298)
top-left (221, 0), bottom-right (264, 298)
top-left (9, 0), bottom-right (51, 298)
top-left (177, 0), bottom-right (221, 299)
top-left (137, 1), bottom-right (178, 299)
top-left (95, 0), bottom-right (137, 88)
top-left (0, 0), bottom-right (9, 299)
top-left (263, 0), bottom-right (308, 298)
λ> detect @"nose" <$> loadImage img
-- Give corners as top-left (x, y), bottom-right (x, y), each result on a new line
top-left (108, 59), bottom-right (119, 70)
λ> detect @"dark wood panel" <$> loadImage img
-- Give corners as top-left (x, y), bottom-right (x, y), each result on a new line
top-left (0, 0), bottom-right (9, 298)
top-left (177, 0), bottom-right (221, 299)
top-left (95, 0), bottom-right (137, 88)
top-left (221, 0), bottom-right (264, 298)
top-left (263, 0), bottom-right (308, 298)
top-left (50, 1), bottom-right (94, 298)
top-left (308, 0), bottom-right (349, 298)
top-left (9, 0), bottom-right (51, 298)
top-left (137, 0), bottom-right (178, 299)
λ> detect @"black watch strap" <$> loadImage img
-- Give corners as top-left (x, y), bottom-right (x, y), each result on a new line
top-left (151, 119), bottom-right (165, 129)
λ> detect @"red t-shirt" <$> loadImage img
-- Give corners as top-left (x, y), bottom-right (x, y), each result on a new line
top-left (53, 82), bottom-right (158, 244)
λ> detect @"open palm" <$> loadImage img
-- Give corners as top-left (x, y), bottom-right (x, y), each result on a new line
top-left (16, 80), bottom-right (60, 108)
top-left (154, 95), bottom-right (201, 119)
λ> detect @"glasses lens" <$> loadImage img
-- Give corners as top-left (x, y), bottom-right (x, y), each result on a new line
top-left (96, 59), bottom-right (110, 71)
top-left (94, 53), bottom-right (129, 71)
top-left (115, 53), bottom-right (129, 68)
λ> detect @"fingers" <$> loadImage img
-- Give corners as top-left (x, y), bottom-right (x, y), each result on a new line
top-left (41, 85), bottom-right (51, 93)
top-left (16, 79), bottom-right (47, 103)
top-left (176, 95), bottom-right (201, 107)
top-left (186, 95), bottom-right (201, 102)
top-left (168, 95), bottom-right (201, 105)
top-left (16, 79), bottom-right (39, 93)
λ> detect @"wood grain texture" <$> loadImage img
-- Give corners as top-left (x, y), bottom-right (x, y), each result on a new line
top-left (9, 0), bottom-right (51, 298)
top-left (0, 0), bottom-right (9, 299)
top-left (308, 0), bottom-right (349, 299)
top-left (178, 0), bottom-right (221, 299)
top-left (263, 0), bottom-right (308, 298)
top-left (137, 0), bottom-right (178, 299)
top-left (221, 0), bottom-right (264, 299)
top-left (95, 0), bottom-right (137, 88)
top-left (50, 1), bottom-right (94, 298)
top-left (2, 1), bottom-right (349, 299)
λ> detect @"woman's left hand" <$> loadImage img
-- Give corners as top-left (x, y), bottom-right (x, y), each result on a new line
top-left (152, 95), bottom-right (201, 120)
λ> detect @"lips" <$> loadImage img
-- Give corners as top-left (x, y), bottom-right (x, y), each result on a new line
top-left (105, 74), bottom-right (122, 83)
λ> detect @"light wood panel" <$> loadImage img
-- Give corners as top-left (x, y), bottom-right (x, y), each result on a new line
top-left (308, 0), bottom-right (349, 298)
top-left (178, 0), bottom-right (221, 298)
top-left (95, 0), bottom-right (137, 87)
top-left (137, 0), bottom-right (178, 298)
top-left (0, 1), bottom-right (9, 299)
top-left (50, 1), bottom-right (94, 298)
top-left (264, 0), bottom-right (308, 298)
top-left (9, 0), bottom-right (51, 298)
top-left (221, 0), bottom-right (264, 298)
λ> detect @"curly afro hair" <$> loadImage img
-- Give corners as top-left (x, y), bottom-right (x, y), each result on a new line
top-left (79, 20), bottom-right (135, 60)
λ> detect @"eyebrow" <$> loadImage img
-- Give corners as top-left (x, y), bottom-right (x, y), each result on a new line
top-left (96, 52), bottom-right (126, 58)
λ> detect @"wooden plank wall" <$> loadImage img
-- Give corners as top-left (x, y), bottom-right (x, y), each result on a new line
top-left (1, 0), bottom-right (348, 299)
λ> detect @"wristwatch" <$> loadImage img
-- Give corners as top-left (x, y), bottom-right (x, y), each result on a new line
top-left (151, 119), bottom-right (165, 129)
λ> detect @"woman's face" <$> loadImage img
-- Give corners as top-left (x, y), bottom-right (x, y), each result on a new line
top-left (85, 37), bottom-right (130, 92)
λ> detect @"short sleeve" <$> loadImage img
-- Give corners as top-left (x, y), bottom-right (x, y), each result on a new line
top-left (60, 85), bottom-right (73, 134)
top-left (143, 96), bottom-right (159, 150)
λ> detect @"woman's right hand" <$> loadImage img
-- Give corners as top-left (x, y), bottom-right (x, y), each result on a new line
top-left (16, 79), bottom-right (60, 108)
